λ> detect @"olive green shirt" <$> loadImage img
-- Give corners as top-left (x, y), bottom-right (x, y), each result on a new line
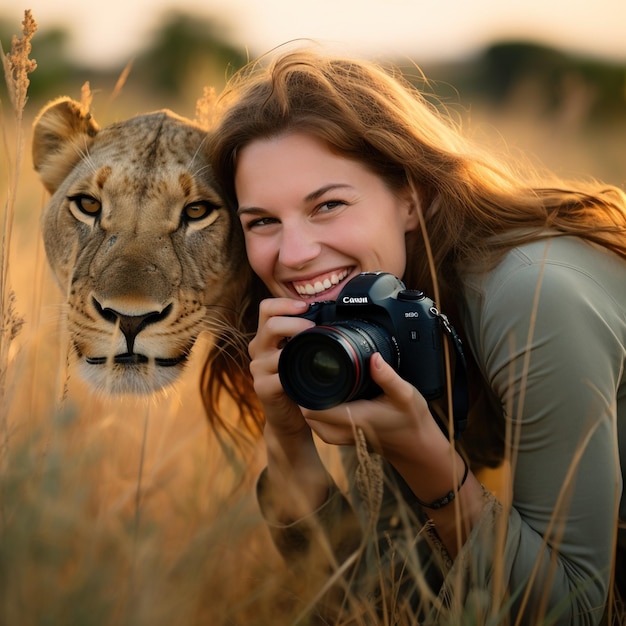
top-left (457, 235), bottom-right (625, 624)
top-left (257, 236), bottom-right (625, 625)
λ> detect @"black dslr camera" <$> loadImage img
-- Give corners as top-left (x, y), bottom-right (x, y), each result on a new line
top-left (278, 272), bottom-right (449, 411)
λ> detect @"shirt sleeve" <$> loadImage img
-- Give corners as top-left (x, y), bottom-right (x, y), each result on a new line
top-left (256, 466), bottom-right (362, 563)
top-left (454, 245), bottom-right (623, 625)
top-left (255, 453), bottom-right (449, 620)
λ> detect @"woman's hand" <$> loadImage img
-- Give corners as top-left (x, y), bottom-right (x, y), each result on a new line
top-left (251, 298), bottom-right (331, 518)
top-left (302, 352), bottom-right (448, 463)
top-left (304, 352), bottom-right (483, 557)
top-left (248, 297), bottom-right (314, 437)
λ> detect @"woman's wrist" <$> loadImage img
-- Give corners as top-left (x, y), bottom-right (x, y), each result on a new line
top-left (383, 415), bottom-right (470, 508)
top-left (264, 419), bottom-right (316, 465)
top-left (414, 455), bottom-right (470, 510)
top-left (264, 421), bottom-right (331, 518)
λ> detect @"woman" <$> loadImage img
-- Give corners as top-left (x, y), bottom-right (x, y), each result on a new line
top-left (204, 47), bottom-right (626, 624)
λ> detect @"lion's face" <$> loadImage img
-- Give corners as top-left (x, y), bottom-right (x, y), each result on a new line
top-left (32, 97), bottom-right (246, 394)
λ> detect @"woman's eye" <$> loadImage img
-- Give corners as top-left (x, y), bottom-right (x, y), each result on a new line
top-left (69, 194), bottom-right (101, 216)
top-left (183, 201), bottom-right (217, 221)
top-left (318, 200), bottom-right (345, 212)
top-left (245, 216), bottom-right (278, 229)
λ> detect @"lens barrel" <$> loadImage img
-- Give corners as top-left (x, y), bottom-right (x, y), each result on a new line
top-left (278, 320), bottom-right (398, 410)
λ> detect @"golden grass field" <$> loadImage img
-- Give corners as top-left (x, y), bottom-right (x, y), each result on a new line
top-left (2, 14), bottom-right (625, 626)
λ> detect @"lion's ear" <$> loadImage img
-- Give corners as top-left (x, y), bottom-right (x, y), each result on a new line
top-left (32, 97), bottom-right (100, 194)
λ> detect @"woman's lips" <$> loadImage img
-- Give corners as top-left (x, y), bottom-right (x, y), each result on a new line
top-left (292, 268), bottom-right (351, 297)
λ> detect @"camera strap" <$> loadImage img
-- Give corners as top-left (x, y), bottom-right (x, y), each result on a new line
top-left (430, 307), bottom-right (469, 440)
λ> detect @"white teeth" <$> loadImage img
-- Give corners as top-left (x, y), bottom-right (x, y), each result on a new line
top-left (294, 269), bottom-right (349, 296)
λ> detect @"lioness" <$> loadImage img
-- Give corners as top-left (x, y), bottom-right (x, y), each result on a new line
top-left (32, 97), bottom-right (250, 398)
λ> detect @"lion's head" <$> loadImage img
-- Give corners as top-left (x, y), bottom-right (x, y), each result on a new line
top-left (32, 97), bottom-right (248, 395)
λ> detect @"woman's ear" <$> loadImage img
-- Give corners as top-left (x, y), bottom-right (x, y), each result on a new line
top-left (402, 187), bottom-right (422, 232)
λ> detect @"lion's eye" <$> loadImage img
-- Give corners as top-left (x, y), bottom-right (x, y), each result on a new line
top-left (182, 201), bottom-right (217, 222)
top-left (70, 194), bottom-right (102, 216)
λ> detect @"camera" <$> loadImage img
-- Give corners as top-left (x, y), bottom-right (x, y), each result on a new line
top-left (278, 272), bottom-right (448, 410)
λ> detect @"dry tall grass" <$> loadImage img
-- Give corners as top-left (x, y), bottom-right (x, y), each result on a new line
top-left (0, 12), bottom-right (296, 626)
top-left (1, 10), bottom-right (624, 626)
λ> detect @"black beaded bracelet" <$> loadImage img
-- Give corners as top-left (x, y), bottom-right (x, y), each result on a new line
top-left (415, 457), bottom-right (470, 510)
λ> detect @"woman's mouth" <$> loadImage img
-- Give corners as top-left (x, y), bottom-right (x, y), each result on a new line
top-left (293, 269), bottom-right (350, 297)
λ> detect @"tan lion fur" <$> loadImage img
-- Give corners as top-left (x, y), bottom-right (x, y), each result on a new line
top-left (32, 98), bottom-right (248, 395)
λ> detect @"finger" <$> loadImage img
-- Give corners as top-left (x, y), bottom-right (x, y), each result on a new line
top-left (306, 409), bottom-right (382, 450)
top-left (305, 418), bottom-right (356, 446)
top-left (250, 304), bottom-right (314, 358)
top-left (264, 314), bottom-right (314, 341)
top-left (369, 353), bottom-right (421, 408)
top-left (301, 403), bottom-right (355, 426)
top-left (257, 297), bottom-right (309, 326)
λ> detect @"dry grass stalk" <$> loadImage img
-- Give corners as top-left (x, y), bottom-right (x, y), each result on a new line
top-left (109, 61), bottom-right (133, 103)
top-left (1, 10), bottom-right (37, 121)
top-left (195, 85), bottom-right (217, 128)
top-left (0, 10), bottom-right (36, 452)
top-left (80, 80), bottom-right (93, 113)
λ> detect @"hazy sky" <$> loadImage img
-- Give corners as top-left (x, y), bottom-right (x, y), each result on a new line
top-left (7, 0), bottom-right (626, 68)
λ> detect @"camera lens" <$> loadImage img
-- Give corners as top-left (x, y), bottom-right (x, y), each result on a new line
top-left (278, 321), bottom-right (398, 410)
top-left (309, 347), bottom-right (342, 384)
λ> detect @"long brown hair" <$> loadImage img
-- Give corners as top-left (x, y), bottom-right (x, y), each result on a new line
top-left (204, 46), bottom-right (626, 443)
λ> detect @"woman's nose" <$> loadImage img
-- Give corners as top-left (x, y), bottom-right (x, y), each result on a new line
top-left (278, 224), bottom-right (321, 269)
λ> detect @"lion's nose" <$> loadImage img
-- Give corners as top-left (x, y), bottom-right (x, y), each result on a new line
top-left (92, 297), bottom-right (172, 353)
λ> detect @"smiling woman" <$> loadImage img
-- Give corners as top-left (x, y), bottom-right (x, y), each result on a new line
top-left (234, 132), bottom-right (417, 301)
top-left (202, 47), bottom-right (626, 624)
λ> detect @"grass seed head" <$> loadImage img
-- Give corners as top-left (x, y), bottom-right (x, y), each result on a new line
top-left (1, 9), bottom-right (38, 117)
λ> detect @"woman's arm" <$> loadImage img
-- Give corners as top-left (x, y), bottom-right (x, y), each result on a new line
top-left (457, 239), bottom-right (624, 624)
top-left (247, 296), bottom-right (333, 520)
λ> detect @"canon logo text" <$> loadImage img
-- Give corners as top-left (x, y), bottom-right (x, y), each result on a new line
top-left (342, 296), bottom-right (369, 304)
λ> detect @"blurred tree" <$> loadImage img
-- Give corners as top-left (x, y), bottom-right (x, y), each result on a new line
top-left (476, 41), bottom-right (626, 124)
top-left (132, 10), bottom-right (247, 98)
top-left (479, 42), bottom-right (565, 102)
top-left (1, 17), bottom-right (85, 104)
top-left (2, 12), bottom-right (624, 126)
top-left (27, 27), bottom-right (75, 99)
top-left (1, 10), bottom-right (247, 110)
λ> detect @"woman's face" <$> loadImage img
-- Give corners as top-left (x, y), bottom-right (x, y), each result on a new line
top-left (234, 132), bottom-right (420, 301)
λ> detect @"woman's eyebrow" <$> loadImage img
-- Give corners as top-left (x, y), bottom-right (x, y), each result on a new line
top-left (237, 206), bottom-right (265, 216)
top-left (305, 183), bottom-right (353, 202)
top-left (237, 183), bottom-right (355, 216)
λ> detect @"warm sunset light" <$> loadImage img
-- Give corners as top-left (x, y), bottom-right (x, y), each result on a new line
top-left (7, 0), bottom-right (626, 69)
top-left (1, 4), bottom-right (625, 625)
